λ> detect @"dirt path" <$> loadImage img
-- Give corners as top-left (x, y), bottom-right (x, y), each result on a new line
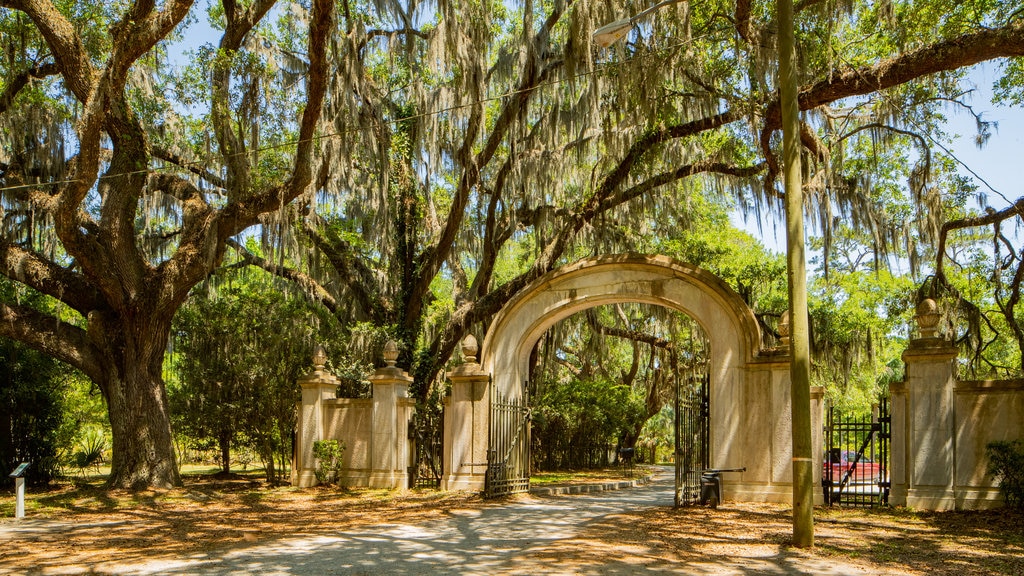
top-left (1, 471), bottom-right (1021, 575)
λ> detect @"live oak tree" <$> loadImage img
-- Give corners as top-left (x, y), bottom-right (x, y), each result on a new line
top-left (1, 0), bottom-right (1023, 489)
top-left (234, 0), bottom-right (1024, 403)
top-left (0, 0), bottom-right (335, 488)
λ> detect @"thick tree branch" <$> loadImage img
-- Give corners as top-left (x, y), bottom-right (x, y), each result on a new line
top-left (0, 301), bottom-right (100, 381)
top-left (936, 196), bottom-right (1024, 281)
top-left (586, 313), bottom-right (675, 351)
top-left (217, 0), bottom-right (333, 239)
top-left (412, 4), bottom-right (573, 327)
top-left (597, 161), bottom-right (768, 214)
top-left (0, 240), bottom-right (102, 313)
top-left (148, 174), bottom-right (219, 293)
top-left (302, 219), bottom-right (387, 322)
top-left (358, 27), bottom-right (428, 52)
top-left (735, 0), bottom-right (752, 42)
top-left (210, 0), bottom-right (277, 193)
top-left (765, 22), bottom-right (1024, 135)
top-left (0, 0), bottom-right (94, 101)
top-left (151, 146), bottom-right (227, 190)
top-left (226, 238), bottom-right (342, 315)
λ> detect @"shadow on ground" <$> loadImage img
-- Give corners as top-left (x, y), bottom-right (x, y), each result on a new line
top-left (1, 473), bottom-right (1022, 575)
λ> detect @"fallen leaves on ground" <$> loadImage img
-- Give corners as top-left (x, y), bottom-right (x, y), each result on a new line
top-left (1, 473), bottom-right (1022, 575)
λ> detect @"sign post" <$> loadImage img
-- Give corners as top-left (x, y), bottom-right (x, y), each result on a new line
top-left (10, 463), bottom-right (29, 519)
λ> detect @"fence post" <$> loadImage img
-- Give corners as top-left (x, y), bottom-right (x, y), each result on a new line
top-left (442, 335), bottom-right (490, 491)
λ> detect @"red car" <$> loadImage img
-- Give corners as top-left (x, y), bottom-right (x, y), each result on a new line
top-left (824, 449), bottom-right (883, 486)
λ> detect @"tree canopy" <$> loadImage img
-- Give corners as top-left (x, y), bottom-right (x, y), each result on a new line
top-left (1, 0), bottom-right (1022, 488)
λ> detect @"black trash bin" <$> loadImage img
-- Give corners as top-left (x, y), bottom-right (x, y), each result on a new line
top-left (700, 472), bottom-right (721, 508)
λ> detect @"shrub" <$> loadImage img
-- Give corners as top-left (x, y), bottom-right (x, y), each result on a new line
top-left (73, 431), bottom-right (108, 475)
top-left (986, 440), bottom-right (1024, 508)
top-left (312, 439), bottom-right (345, 485)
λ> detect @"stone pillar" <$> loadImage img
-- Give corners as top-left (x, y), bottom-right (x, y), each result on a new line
top-left (442, 335), bottom-right (490, 491)
top-left (295, 346), bottom-right (340, 488)
top-left (368, 340), bottom-right (415, 489)
top-left (891, 299), bottom-right (957, 510)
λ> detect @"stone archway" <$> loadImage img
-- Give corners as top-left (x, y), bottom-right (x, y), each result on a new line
top-left (445, 254), bottom-right (823, 503)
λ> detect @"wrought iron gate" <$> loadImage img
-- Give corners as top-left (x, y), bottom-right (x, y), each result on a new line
top-left (823, 397), bottom-right (890, 507)
top-left (675, 372), bottom-right (710, 507)
top-left (409, 405), bottom-right (443, 489)
top-left (485, 388), bottom-right (531, 497)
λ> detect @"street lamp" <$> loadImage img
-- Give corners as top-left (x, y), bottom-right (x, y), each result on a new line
top-left (592, 0), bottom-right (688, 48)
top-left (593, 0), bottom-right (814, 547)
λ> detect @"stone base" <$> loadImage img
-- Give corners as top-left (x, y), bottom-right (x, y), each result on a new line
top-left (906, 486), bottom-right (956, 510)
top-left (729, 482), bottom-right (824, 505)
top-left (368, 470), bottom-right (408, 490)
top-left (295, 469), bottom-right (318, 488)
top-left (954, 487), bottom-right (1005, 510)
top-left (338, 470), bottom-right (371, 488)
top-left (895, 485), bottom-right (1003, 510)
top-left (442, 472), bottom-right (486, 492)
top-left (889, 484), bottom-right (908, 507)
top-left (729, 479), bottom-right (823, 502)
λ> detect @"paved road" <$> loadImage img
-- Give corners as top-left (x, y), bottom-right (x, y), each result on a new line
top-left (4, 473), bottom-right (890, 575)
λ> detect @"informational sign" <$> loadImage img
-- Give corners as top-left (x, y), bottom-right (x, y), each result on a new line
top-left (9, 462), bottom-right (29, 478)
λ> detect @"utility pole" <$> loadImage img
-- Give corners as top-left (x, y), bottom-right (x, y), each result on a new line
top-left (778, 0), bottom-right (815, 548)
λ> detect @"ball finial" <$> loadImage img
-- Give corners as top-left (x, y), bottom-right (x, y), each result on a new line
top-left (312, 345), bottom-right (327, 370)
top-left (916, 298), bottom-right (940, 338)
top-left (461, 335), bottom-right (479, 363)
top-left (383, 340), bottom-right (399, 367)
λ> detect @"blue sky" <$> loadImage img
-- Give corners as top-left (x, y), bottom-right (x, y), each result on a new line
top-left (737, 62), bottom-right (1024, 255)
top-left (944, 63), bottom-right (1023, 210)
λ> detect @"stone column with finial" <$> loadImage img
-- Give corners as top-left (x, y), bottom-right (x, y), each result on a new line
top-left (367, 340), bottom-right (415, 489)
top-left (295, 345), bottom-right (340, 488)
top-left (890, 298), bottom-right (958, 509)
top-left (442, 335), bottom-right (491, 491)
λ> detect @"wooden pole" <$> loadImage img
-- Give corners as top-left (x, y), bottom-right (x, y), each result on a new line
top-left (778, 0), bottom-right (815, 548)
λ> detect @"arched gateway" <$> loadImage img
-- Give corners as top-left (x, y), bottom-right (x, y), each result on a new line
top-left (442, 254), bottom-right (824, 504)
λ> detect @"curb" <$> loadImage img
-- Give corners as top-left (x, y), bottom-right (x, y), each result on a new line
top-left (529, 473), bottom-right (656, 496)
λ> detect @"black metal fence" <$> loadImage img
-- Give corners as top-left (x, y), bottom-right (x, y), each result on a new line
top-left (823, 397), bottom-right (890, 507)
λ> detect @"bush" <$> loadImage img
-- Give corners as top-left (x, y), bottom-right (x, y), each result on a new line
top-left (986, 440), bottom-right (1024, 508)
top-left (72, 431), bottom-right (108, 475)
top-left (0, 338), bottom-right (75, 486)
top-left (312, 439), bottom-right (345, 485)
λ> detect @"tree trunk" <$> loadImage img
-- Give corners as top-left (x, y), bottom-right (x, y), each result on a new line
top-left (104, 370), bottom-right (181, 489)
top-left (219, 432), bottom-right (232, 475)
top-left (97, 312), bottom-right (182, 490)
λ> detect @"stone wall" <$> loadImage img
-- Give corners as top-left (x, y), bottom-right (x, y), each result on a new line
top-left (293, 343), bottom-right (415, 490)
top-left (953, 379), bottom-right (1024, 508)
top-left (323, 398), bottom-right (372, 485)
top-left (892, 304), bottom-right (1024, 510)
